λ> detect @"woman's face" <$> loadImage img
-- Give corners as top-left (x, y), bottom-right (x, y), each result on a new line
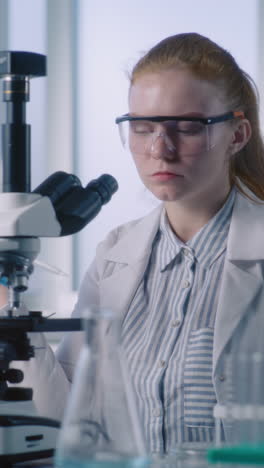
top-left (128, 68), bottom-right (236, 204)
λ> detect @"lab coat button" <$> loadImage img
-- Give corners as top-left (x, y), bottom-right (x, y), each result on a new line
top-left (219, 374), bottom-right (225, 381)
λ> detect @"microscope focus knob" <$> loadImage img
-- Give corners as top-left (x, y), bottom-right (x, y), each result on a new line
top-left (5, 368), bottom-right (24, 384)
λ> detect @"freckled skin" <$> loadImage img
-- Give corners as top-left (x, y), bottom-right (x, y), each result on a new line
top-left (129, 69), bottom-right (234, 210)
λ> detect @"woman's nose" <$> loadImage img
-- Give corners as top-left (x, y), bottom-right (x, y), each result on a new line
top-left (150, 132), bottom-right (177, 160)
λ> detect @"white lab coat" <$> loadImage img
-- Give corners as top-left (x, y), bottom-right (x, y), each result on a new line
top-left (17, 187), bottom-right (264, 438)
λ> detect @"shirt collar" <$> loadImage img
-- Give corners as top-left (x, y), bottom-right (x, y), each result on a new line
top-left (159, 188), bottom-right (236, 271)
top-left (189, 188), bottom-right (236, 268)
top-left (159, 211), bottom-right (183, 271)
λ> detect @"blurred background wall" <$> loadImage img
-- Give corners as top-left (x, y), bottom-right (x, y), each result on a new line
top-left (0, 0), bottom-right (262, 320)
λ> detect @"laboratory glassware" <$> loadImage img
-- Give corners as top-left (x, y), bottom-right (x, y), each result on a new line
top-left (55, 306), bottom-right (149, 468)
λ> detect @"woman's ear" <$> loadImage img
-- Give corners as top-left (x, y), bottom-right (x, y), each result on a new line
top-left (229, 119), bottom-right (252, 155)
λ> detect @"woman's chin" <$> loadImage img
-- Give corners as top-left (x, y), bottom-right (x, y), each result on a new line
top-left (146, 183), bottom-right (186, 202)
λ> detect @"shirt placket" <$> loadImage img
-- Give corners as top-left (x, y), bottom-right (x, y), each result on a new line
top-left (181, 247), bottom-right (195, 289)
top-left (153, 247), bottom-right (196, 452)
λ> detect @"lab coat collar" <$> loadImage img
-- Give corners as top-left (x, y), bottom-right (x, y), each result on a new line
top-left (104, 205), bottom-right (163, 264)
top-left (104, 185), bottom-right (264, 265)
top-left (226, 188), bottom-right (264, 262)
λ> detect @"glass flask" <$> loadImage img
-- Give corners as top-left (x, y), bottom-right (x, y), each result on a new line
top-left (214, 351), bottom-right (264, 446)
top-left (55, 306), bottom-right (149, 468)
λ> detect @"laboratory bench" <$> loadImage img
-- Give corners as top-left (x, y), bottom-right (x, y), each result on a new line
top-left (10, 455), bottom-right (264, 468)
top-left (11, 458), bottom-right (52, 468)
top-left (9, 444), bottom-right (264, 468)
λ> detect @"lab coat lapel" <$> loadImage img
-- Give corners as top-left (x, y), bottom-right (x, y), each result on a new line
top-left (213, 190), bottom-right (264, 372)
top-left (99, 205), bottom-right (162, 320)
top-left (213, 262), bottom-right (263, 371)
top-left (100, 259), bottom-right (149, 320)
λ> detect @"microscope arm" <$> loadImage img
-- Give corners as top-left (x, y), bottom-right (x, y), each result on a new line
top-left (0, 193), bottom-right (61, 237)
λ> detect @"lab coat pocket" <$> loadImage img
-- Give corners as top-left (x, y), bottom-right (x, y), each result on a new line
top-left (184, 328), bottom-right (216, 427)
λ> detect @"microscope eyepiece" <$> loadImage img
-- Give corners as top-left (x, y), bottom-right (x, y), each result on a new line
top-left (85, 174), bottom-right (118, 204)
top-left (33, 172), bottom-right (118, 236)
top-left (33, 171), bottom-right (82, 206)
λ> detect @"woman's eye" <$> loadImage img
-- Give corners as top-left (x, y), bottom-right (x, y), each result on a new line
top-left (130, 122), bottom-right (153, 134)
top-left (176, 122), bottom-right (205, 135)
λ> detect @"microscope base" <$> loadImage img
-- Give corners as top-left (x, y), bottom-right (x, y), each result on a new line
top-left (0, 414), bottom-right (60, 464)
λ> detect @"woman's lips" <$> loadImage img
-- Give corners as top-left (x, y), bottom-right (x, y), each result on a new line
top-left (151, 172), bottom-right (183, 181)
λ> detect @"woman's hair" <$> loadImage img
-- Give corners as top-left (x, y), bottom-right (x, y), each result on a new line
top-left (130, 33), bottom-right (264, 200)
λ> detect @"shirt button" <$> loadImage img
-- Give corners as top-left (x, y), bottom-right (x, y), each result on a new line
top-left (152, 408), bottom-right (162, 417)
top-left (182, 248), bottom-right (189, 256)
top-left (159, 359), bottom-right (166, 368)
top-left (171, 320), bottom-right (181, 328)
top-left (219, 374), bottom-right (225, 381)
top-left (182, 280), bottom-right (190, 288)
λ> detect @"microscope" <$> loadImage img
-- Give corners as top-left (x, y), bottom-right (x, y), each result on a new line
top-left (0, 51), bottom-right (118, 465)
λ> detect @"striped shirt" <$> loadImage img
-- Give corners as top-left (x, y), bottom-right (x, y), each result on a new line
top-left (122, 189), bottom-right (236, 453)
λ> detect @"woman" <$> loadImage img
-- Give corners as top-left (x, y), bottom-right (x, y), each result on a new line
top-left (19, 33), bottom-right (264, 452)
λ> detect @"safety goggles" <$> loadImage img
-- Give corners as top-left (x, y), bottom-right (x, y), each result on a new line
top-left (115, 111), bottom-right (244, 157)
